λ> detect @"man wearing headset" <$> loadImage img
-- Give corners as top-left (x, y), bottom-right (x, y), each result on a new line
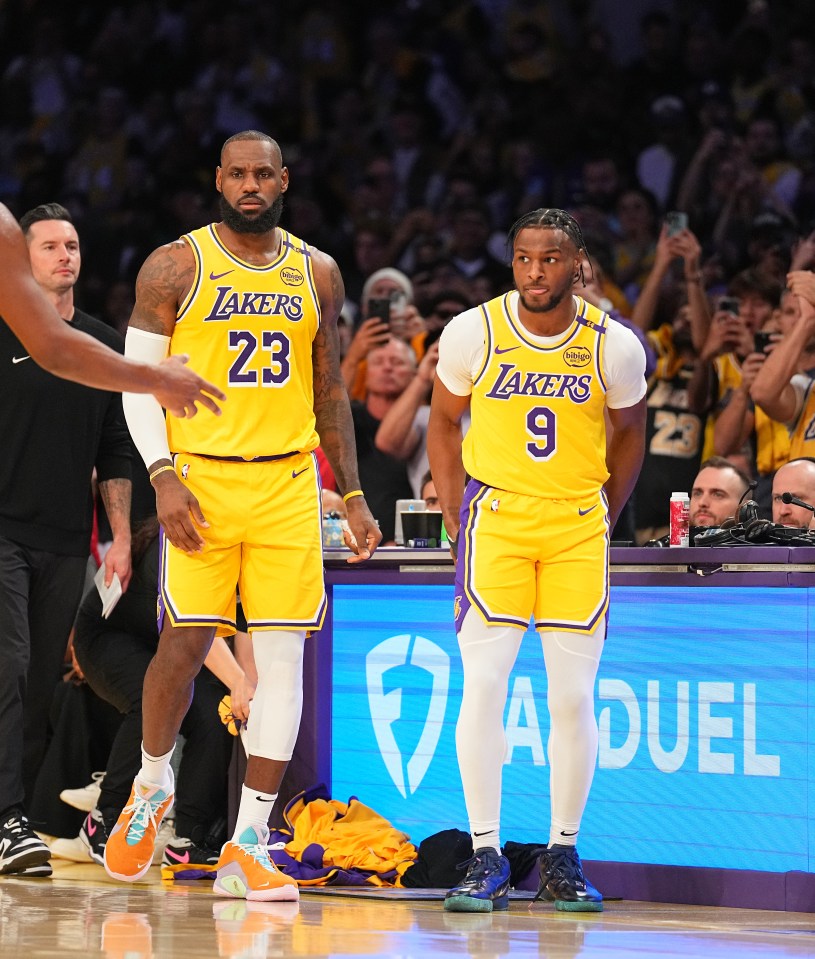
top-left (689, 456), bottom-right (752, 528)
top-left (771, 458), bottom-right (815, 529)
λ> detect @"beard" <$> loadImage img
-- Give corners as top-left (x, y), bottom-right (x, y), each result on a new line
top-left (219, 194), bottom-right (284, 234)
top-left (518, 282), bottom-right (572, 313)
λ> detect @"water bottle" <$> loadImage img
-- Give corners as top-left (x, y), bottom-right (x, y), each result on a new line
top-left (322, 511), bottom-right (344, 548)
top-left (669, 492), bottom-right (690, 547)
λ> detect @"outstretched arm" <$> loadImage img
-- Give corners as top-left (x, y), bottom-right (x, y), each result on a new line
top-left (750, 293), bottom-right (815, 423)
top-left (0, 205), bottom-right (223, 416)
top-left (311, 248), bottom-right (382, 562)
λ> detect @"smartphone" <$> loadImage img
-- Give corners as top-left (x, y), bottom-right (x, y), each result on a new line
top-left (718, 296), bottom-right (740, 316)
top-left (754, 330), bottom-right (772, 353)
top-left (665, 211), bottom-right (688, 236)
top-left (367, 297), bottom-right (391, 326)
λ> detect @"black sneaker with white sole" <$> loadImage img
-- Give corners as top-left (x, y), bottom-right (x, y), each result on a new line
top-left (78, 807), bottom-right (110, 865)
top-left (0, 809), bottom-right (51, 874)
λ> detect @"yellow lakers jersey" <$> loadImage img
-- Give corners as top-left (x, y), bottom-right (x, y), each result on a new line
top-left (167, 225), bottom-right (321, 458)
top-left (755, 406), bottom-right (790, 474)
top-left (463, 293), bottom-right (608, 499)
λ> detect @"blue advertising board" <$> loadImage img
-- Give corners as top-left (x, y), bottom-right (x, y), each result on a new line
top-left (330, 583), bottom-right (809, 873)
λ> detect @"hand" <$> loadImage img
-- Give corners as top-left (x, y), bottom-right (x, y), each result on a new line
top-left (102, 537), bottom-right (133, 593)
top-left (653, 225), bottom-right (677, 271)
top-left (347, 317), bottom-right (390, 361)
top-left (154, 354), bottom-right (225, 418)
top-left (739, 351), bottom-right (767, 391)
top-left (702, 311), bottom-right (749, 360)
top-left (342, 496), bottom-right (382, 563)
top-left (230, 673), bottom-right (256, 724)
top-left (401, 304), bottom-right (426, 341)
top-left (790, 232), bottom-right (815, 272)
top-left (671, 228), bottom-right (702, 273)
top-left (154, 471), bottom-right (208, 553)
top-left (417, 340), bottom-right (439, 386)
top-left (787, 270), bottom-right (815, 309)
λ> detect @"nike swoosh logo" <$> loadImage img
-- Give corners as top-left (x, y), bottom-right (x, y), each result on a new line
top-left (165, 848), bottom-right (190, 863)
top-left (291, 466), bottom-right (309, 479)
top-left (210, 270), bottom-right (234, 280)
top-left (473, 831), bottom-right (491, 837)
top-left (578, 505), bottom-right (597, 516)
top-left (12, 355), bottom-right (31, 364)
top-left (494, 346), bottom-right (520, 355)
top-left (255, 796), bottom-right (275, 803)
top-left (560, 830), bottom-right (578, 837)
top-left (87, 818), bottom-right (97, 836)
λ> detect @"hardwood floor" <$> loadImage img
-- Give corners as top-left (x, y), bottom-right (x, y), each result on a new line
top-left (1, 862), bottom-right (814, 958)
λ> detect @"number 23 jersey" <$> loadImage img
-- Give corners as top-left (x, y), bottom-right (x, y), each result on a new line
top-left (168, 224), bottom-right (321, 458)
top-left (436, 292), bottom-right (646, 499)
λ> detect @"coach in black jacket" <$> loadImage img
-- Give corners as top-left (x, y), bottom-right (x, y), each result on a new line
top-left (0, 203), bottom-right (132, 876)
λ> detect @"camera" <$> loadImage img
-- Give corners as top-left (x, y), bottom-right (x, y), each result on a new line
top-left (367, 297), bottom-right (391, 326)
top-left (665, 211), bottom-right (688, 236)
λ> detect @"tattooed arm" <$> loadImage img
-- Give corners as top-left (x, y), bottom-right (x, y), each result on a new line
top-left (311, 248), bottom-right (382, 561)
top-left (129, 241), bottom-right (195, 336)
top-left (125, 241), bottom-right (211, 553)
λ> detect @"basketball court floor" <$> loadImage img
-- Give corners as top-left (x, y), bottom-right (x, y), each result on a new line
top-left (1, 861), bottom-right (814, 958)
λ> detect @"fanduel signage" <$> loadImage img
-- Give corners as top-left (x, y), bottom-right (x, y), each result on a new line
top-left (331, 584), bottom-right (807, 872)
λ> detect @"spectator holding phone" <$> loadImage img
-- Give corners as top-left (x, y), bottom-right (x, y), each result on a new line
top-left (750, 271), bottom-right (815, 461)
top-left (629, 223), bottom-right (712, 541)
top-left (694, 270), bottom-right (781, 476)
top-left (340, 268), bottom-right (422, 400)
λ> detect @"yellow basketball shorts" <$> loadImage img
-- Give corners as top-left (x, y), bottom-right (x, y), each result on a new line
top-left (454, 480), bottom-right (610, 633)
top-left (159, 452), bottom-right (325, 636)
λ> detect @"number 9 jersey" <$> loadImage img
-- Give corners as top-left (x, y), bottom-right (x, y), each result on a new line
top-left (168, 225), bottom-right (321, 458)
top-left (437, 292), bottom-right (646, 500)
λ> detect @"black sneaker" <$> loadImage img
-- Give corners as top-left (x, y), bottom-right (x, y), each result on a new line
top-left (79, 807), bottom-right (109, 865)
top-left (17, 862), bottom-right (53, 878)
top-left (535, 844), bottom-right (603, 912)
top-left (162, 836), bottom-right (220, 869)
top-left (0, 810), bottom-right (51, 875)
top-left (443, 847), bottom-right (511, 913)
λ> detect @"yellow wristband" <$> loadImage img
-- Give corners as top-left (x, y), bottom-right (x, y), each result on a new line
top-left (149, 464), bottom-right (175, 482)
top-left (342, 489), bottom-right (364, 503)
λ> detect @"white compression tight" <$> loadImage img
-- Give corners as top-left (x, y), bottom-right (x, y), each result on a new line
top-left (455, 608), bottom-right (604, 850)
top-left (246, 629), bottom-right (306, 761)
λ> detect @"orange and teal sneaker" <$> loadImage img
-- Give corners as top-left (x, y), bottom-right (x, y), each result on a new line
top-left (213, 826), bottom-right (299, 902)
top-left (103, 779), bottom-right (174, 882)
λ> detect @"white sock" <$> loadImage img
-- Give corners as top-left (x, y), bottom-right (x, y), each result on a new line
top-left (233, 784), bottom-right (277, 842)
top-left (138, 743), bottom-right (175, 792)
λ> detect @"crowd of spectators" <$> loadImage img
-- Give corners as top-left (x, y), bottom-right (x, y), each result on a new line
top-left (3, 0), bottom-right (815, 540)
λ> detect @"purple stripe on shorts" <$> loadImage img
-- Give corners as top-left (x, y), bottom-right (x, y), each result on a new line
top-left (157, 525), bottom-right (167, 634)
top-left (454, 479), bottom-right (493, 633)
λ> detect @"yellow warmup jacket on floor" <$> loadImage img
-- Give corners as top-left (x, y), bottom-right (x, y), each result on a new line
top-left (271, 788), bottom-right (418, 886)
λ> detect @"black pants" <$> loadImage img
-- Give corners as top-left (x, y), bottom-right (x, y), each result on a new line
top-left (0, 533), bottom-right (87, 816)
top-left (72, 539), bottom-right (233, 841)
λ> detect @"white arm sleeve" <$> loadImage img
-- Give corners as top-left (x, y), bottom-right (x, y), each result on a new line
top-left (123, 328), bottom-right (173, 469)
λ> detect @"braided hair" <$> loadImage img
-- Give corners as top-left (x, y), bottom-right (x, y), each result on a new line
top-left (506, 208), bottom-right (592, 285)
